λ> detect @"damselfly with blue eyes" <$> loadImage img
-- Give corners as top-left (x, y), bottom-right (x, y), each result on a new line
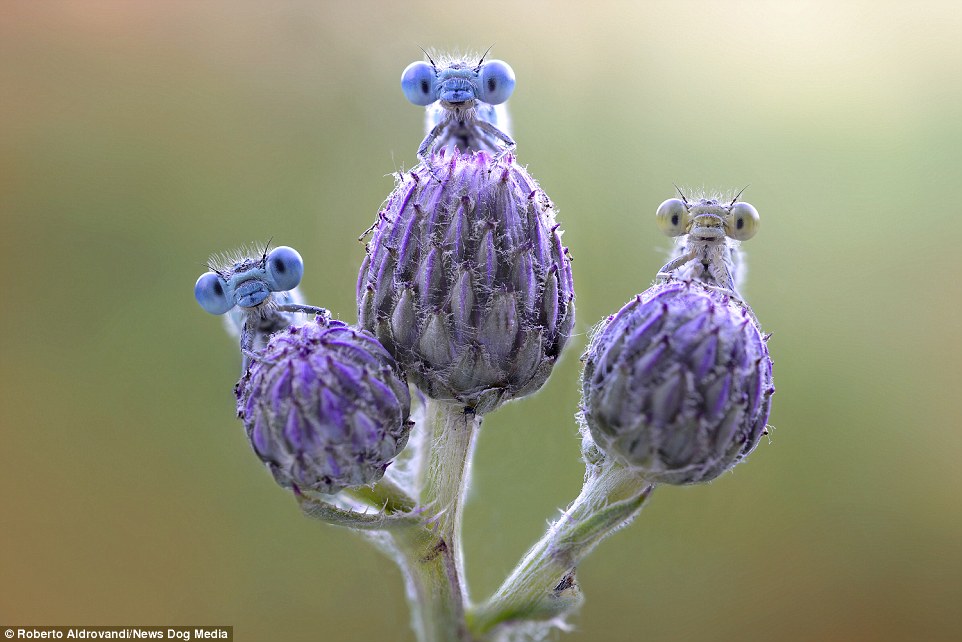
top-left (194, 243), bottom-right (328, 370)
top-left (401, 49), bottom-right (516, 165)
top-left (654, 188), bottom-right (760, 298)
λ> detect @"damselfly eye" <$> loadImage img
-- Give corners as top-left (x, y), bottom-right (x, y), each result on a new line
top-left (727, 202), bottom-right (760, 241)
top-left (655, 199), bottom-right (690, 237)
top-left (195, 272), bottom-right (233, 315)
top-left (478, 60), bottom-right (515, 105)
top-left (266, 246), bottom-right (304, 292)
top-left (401, 61), bottom-right (437, 106)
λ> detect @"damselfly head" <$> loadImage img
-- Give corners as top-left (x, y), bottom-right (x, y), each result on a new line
top-left (401, 52), bottom-right (515, 109)
top-left (656, 192), bottom-right (760, 241)
top-left (195, 245), bottom-right (304, 315)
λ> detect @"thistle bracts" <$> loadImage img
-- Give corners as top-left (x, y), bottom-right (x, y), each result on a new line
top-left (581, 281), bottom-right (773, 484)
top-left (358, 151), bottom-right (574, 414)
top-left (235, 316), bottom-right (412, 495)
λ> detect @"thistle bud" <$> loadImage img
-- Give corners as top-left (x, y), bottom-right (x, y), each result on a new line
top-left (581, 281), bottom-right (774, 484)
top-left (235, 316), bottom-right (412, 494)
top-left (358, 151), bottom-right (575, 414)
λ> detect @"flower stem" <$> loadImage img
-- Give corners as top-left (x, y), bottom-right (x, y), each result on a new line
top-left (421, 400), bottom-right (481, 594)
top-left (387, 399), bottom-right (482, 642)
top-left (391, 525), bottom-right (473, 642)
top-left (469, 462), bottom-right (653, 637)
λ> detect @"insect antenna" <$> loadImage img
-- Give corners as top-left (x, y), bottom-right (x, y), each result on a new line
top-left (204, 261), bottom-right (225, 278)
top-left (672, 183), bottom-right (689, 206)
top-left (261, 237), bottom-right (274, 263)
top-left (475, 44), bottom-right (495, 71)
top-left (730, 185), bottom-right (750, 206)
top-left (418, 45), bottom-right (437, 71)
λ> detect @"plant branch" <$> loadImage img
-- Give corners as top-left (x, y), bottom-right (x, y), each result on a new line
top-left (374, 399), bottom-right (482, 642)
top-left (421, 400), bottom-right (481, 597)
top-left (469, 462), bottom-right (653, 637)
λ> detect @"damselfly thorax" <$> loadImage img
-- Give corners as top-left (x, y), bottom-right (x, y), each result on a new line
top-left (423, 101), bottom-right (511, 158)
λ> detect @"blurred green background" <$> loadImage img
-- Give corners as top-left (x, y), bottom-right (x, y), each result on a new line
top-left (2, 1), bottom-right (960, 640)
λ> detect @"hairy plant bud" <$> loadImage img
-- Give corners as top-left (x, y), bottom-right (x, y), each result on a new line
top-left (358, 151), bottom-right (575, 414)
top-left (235, 316), bottom-right (412, 494)
top-left (581, 281), bottom-right (774, 485)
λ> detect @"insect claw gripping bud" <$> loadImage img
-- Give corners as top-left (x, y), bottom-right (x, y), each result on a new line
top-left (358, 151), bottom-right (575, 414)
top-left (580, 281), bottom-right (773, 485)
top-left (235, 316), bottom-right (413, 495)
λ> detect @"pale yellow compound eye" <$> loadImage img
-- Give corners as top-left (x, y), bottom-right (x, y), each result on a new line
top-left (655, 198), bottom-right (689, 237)
top-left (727, 202), bottom-right (760, 241)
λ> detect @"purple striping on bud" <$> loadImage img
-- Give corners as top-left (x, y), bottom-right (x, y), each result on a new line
top-left (580, 281), bottom-right (774, 485)
top-left (235, 316), bottom-right (412, 494)
top-left (357, 150), bottom-right (575, 414)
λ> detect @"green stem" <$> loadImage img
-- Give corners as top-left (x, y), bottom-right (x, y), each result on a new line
top-left (421, 400), bottom-right (481, 595)
top-left (385, 399), bottom-right (482, 642)
top-left (391, 525), bottom-right (472, 642)
top-left (469, 462), bottom-right (653, 637)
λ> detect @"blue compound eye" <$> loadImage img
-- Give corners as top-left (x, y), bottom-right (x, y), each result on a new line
top-left (195, 272), bottom-right (233, 315)
top-left (265, 246), bottom-right (303, 292)
top-left (478, 60), bottom-right (515, 105)
top-left (401, 61), bottom-right (436, 106)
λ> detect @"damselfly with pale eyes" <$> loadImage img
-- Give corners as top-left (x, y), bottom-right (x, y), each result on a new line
top-left (194, 243), bottom-right (328, 369)
top-left (654, 188), bottom-right (760, 298)
top-left (401, 49), bottom-right (516, 165)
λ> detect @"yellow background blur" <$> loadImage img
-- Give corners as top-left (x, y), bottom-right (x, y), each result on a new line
top-left (2, 1), bottom-right (959, 640)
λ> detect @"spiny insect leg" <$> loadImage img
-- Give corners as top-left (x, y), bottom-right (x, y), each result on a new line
top-left (707, 256), bottom-right (736, 293)
top-left (240, 321), bottom-right (256, 372)
top-left (277, 304), bottom-right (330, 318)
top-left (657, 248), bottom-right (698, 280)
top-left (417, 122), bottom-right (447, 180)
top-left (476, 119), bottom-right (516, 160)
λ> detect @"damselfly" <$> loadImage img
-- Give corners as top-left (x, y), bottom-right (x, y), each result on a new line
top-left (194, 243), bottom-right (328, 369)
top-left (401, 49), bottom-right (516, 165)
top-left (655, 189), bottom-right (760, 297)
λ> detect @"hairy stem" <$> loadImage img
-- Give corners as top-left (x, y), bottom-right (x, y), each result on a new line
top-left (390, 525), bottom-right (471, 642)
top-left (421, 400), bottom-right (481, 598)
top-left (469, 462), bottom-right (653, 637)
top-left (386, 399), bottom-right (482, 642)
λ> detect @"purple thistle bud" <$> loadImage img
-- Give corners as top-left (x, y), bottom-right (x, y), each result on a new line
top-left (358, 151), bottom-right (575, 414)
top-left (235, 316), bottom-right (412, 494)
top-left (580, 281), bottom-right (774, 485)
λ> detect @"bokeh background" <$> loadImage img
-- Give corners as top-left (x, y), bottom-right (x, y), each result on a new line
top-left (2, 1), bottom-right (960, 640)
